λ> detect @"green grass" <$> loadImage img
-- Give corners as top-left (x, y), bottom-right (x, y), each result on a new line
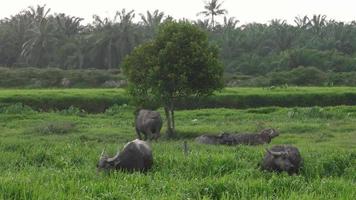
top-left (0, 105), bottom-right (355, 199)
top-left (2, 87), bottom-right (356, 112)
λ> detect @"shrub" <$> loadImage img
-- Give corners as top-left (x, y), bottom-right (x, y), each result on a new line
top-left (2, 88), bottom-right (356, 112)
top-left (0, 67), bottom-right (121, 88)
top-left (0, 103), bottom-right (36, 114)
top-left (269, 66), bottom-right (327, 86)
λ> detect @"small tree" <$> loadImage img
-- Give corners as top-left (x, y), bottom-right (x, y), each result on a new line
top-left (123, 21), bottom-right (223, 137)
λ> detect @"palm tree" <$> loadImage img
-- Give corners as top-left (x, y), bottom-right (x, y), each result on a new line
top-left (268, 19), bottom-right (295, 52)
top-left (55, 13), bottom-right (83, 38)
top-left (140, 10), bottom-right (165, 27)
top-left (223, 16), bottom-right (239, 29)
top-left (88, 9), bottom-right (138, 69)
top-left (116, 9), bottom-right (140, 66)
top-left (197, 0), bottom-right (227, 28)
top-left (140, 10), bottom-right (165, 39)
top-left (294, 15), bottom-right (311, 29)
top-left (21, 5), bottom-right (57, 67)
top-left (194, 19), bottom-right (211, 31)
top-left (310, 14), bottom-right (327, 35)
top-left (0, 12), bottom-right (33, 66)
top-left (89, 14), bottom-right (120, 69)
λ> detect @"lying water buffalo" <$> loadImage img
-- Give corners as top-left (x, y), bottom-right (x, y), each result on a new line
top-left (195, 128), bottom-right (279, 145)
top-left (97, 139), bottom-right (153, 172)
top-left (260, 145), bottom-right (302, 175)
top-left (135, 109), bottom-right (162, 140)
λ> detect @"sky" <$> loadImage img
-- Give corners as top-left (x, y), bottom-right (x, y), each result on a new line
top-left (0, 0), bottom-right (355, 25)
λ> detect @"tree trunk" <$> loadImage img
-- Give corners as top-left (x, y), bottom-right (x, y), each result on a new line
top-left (172, 108), bottom-right (175, 131)
top-left (78, 51), bottom-right (84, 69)
top-left (164, 101), bottom-right (176, 138)
top-left (212, 14), bottom-right (215, 28)
top-left (107, 40), bottom-right (112, 69)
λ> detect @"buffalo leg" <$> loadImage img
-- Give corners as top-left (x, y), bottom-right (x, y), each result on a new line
top-left (136, 128), bottom-right (142, 140)
top-left (146, 130), bottom-right (153, 141)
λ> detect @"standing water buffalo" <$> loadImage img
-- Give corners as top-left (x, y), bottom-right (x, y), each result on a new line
top-left (135, 109), bottom-right (162, 140)
top-left (97, 139), bottom-right (153, 172)
top-left (260, 145), bottom-right (302, 175)
top-left (195, 128), bottom-right (279, 145)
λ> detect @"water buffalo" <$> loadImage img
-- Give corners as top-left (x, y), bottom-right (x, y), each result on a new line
top-left (195, 128), bottom-right (279, 145)
top-left (97, 139), bottom-right (153, 172)
top-left (260, 145), bottom-right (302, 175)
top-left (135, 109), bottom-right (162, 140)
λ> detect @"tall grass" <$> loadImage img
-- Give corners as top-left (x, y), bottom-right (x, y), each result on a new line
top-left (0, 105), bottom-right (355, 199)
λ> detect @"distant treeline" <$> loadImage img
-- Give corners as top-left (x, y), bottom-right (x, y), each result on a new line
top-left (1, 67), bottom-right (356, 88)
top-left (0, 67), bottom-right (125, 88)
top-left (1, 5), bottom-right (356, 85)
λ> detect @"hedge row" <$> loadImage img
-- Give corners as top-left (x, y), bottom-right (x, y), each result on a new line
top-left (178, 93), bottom-right (356, 109)
top-left (0, 67), bottom-right (124, 88)
top-left (0, 89), bottom-right (129, 113)
top-left (1, 88), bottom-right (356, 113)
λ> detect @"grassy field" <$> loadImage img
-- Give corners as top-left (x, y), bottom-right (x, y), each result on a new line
top-left (2, 87), bottom-right (356, 112)
top-left (0, 104), bottom-right (355, 199)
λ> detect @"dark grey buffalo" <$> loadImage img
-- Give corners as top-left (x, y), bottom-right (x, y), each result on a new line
top-left (260, 145), bottom-right (302, 175)
top-left (135, 109), bottom-right (162, 140)
top-left (195, 128), bottom-right (279, 145)
top-left (97, 139), bottom-right (153, 172)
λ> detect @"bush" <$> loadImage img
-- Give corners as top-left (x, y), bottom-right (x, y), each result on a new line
top-left (269, 66), bottom-right (327, 86)
top-left (277, 48), bottom-right (356, 72)
top-left (0, 67), bottom-right (122, 88)
top-left (328, 72), bottom-right (356, 86)
top-left (1, 88), bottom-right (356, 112)
top-left (0, 103), bottom-right (36, 114)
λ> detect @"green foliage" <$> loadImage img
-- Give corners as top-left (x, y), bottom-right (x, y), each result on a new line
top-left (0, 67), bottom-right (122, 88)
top-left (34, 121), bottom-right (76, 135)
top-left (123, 21), bottom-right (223, 105)
top-left (2, 87), bottom-right (356, 112)
top-left (287, 107), bottom-right (332, 119)
top-left (123, 21), bottom-right (223, 136)
top-left (3, 7), bottom-right (356, 86)
top-left (269, 66), bottom-right (327, 86)
top-left (0, 89), bottom-right (130, 113)
top-left (59, 106), bottom-right (86, 116)
top-left (328, 72), bottom-right (356, 86)
top-left (2, 6), bottom-right (356, 86)
top-left (104, 104), bottom-right (130, 116)
top-left (0, 103), bottom-right (36, 114)
top-left (0, 106), bottom-right (355, 199)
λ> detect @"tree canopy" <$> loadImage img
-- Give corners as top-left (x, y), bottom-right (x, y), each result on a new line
top-left (123, 21), bottom-right (224, 137)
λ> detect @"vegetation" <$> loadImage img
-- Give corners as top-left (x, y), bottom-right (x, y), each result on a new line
top-left (0, 67), bottom-right (123, 88)
top-left (123, 21), bottom-right (223, 137)
top-left (0, 104), bottom-right (355, 199)
top-left (2, 5), bottom-right (356, 87)
top-left (3, 67), bottom-right (356, 88)
top-left (3, 87), bottom-right (356, 112)
top-left (197, 0), bottom-right (228, 28)
top-left (1, 2), bottom-right (355, 199)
